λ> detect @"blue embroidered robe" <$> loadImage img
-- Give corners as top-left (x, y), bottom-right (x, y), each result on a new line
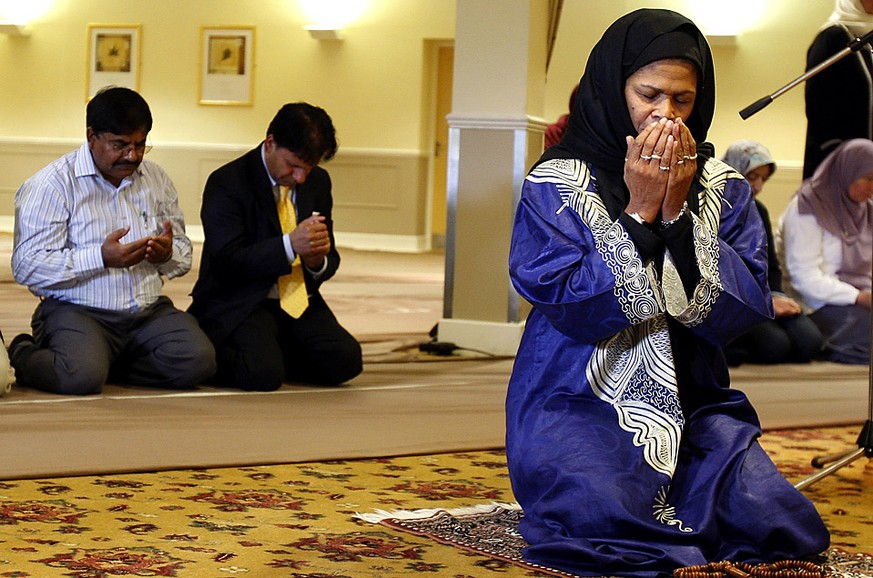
top-left (506, 157), bottom-right (830, 577)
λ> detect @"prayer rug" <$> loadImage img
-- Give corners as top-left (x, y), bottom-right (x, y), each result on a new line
top-left (357, 503), bottom-right (873, 578)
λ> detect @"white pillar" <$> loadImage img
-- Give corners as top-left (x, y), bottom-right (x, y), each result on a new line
top-left (440, 0), bottom-right (549, 356)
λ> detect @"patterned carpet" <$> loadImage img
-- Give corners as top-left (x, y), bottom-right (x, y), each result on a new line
top-left (0, 425), bottom-right (869, 577)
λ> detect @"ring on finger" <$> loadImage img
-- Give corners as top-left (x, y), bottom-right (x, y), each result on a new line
top-left (676, 159), bottom-right (685, 165)
top-left (640, 154), bottom-right (652, 160)
top-left (650, 153), bottom-right (662, 160)
top-left (659, 165), bottom-right (669, 171)
top-left (682, 153), bottom-right (698, 160)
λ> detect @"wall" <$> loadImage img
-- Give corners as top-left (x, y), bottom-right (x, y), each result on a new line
top-left (0, 0), bottom-right (455, 249)
top-left (0, 1), bottom-right (843, 245)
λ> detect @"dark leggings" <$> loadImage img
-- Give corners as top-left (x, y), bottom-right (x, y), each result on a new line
top-left (723, 314), bottom-right (823, 366)
top-left (809, 303), bottom-right (870, 365)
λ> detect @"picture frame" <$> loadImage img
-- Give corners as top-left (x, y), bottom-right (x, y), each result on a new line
top-left (199, 26), bottom-right (255, 106)
top-left (86, 24), bottom-right (141, 101)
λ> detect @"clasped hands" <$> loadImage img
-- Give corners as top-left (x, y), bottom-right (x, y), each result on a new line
top-left (624, 117), bottom-right (697, 225)
top-left (773, 294), bottom-right (802, 318)
top-left (102, 220), bottom-right (173, 268)
top-left (289, 213), bottom-right (330, 269)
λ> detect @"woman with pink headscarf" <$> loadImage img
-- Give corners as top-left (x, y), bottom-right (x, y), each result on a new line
top-left (778, 138), bottom-right (873, 364)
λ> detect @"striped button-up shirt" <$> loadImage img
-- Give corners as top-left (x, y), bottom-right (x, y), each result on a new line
top-left (12, 141), bottom-right (192, 312)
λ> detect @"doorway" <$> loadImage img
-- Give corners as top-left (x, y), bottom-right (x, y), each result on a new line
top-left (431, 44), bottom-right (454, 249)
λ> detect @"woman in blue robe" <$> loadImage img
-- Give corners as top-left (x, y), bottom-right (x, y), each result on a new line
top-left (506, 9), bottom-right (830, 577)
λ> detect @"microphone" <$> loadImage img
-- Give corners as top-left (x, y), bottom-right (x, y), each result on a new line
top-left (740, 29), bottom-right (873, 120)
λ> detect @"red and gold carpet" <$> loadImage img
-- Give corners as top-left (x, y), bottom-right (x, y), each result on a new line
top-left (0, 425), bottom-right (869, 577)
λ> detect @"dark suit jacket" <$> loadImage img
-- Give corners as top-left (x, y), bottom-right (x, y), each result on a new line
top-left (188, 145), bottom-right (340, 345)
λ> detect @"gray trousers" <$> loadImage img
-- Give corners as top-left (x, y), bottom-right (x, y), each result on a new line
top-left (12, 297), bottom-right (216, 395)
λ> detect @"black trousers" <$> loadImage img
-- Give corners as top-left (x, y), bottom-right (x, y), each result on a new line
top-left (723, 313), bottom-right (823, 366)
top-left (810, 303), bottom-right (871, 365)
top-left (213, 296), bottom-right (362, 391)
top-left (12, 297), bottom-right (217, 395)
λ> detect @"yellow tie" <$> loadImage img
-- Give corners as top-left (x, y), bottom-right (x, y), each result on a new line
top-left (277, 185), bottom-right (309, 318)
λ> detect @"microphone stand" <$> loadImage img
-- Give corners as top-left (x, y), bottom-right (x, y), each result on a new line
top-left (740, 28), bottom-right (873, 120)
top-left (740, 28), bottom-right (873, 489)
top-left (794, 367), bottom-right (872, 491)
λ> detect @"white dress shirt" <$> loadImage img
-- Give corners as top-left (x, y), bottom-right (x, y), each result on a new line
top-left (776, 195), bottom-right (860, 312)
top-left (12, 141), bottom-right (192, 312)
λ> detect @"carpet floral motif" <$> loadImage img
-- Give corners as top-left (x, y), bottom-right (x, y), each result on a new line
top-left (0, 425), bottom-right (868, 577)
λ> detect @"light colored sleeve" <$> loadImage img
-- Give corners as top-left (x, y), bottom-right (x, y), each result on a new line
top-left (779, 198), bottom-right (859, 309)
top-left (12, 176), bottom-right (105, 291)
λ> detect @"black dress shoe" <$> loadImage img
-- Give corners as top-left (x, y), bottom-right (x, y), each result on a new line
top-left (8, 334), bottom-right (35, 363)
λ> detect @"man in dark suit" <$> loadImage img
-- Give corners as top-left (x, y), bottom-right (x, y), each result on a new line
top-left (189, 103), bottom-right (362, 391)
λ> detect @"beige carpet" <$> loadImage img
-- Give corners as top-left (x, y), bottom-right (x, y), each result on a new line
top-left (0, 235), bottom-right (869, 481)
top-left (0, 354), bottom-right (512, 480)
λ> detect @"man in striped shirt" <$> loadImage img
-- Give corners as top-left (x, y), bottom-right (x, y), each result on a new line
top-left (7, 87), bottom-right (216, 395)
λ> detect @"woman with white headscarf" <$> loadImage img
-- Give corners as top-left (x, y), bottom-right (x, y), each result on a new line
top-left (778, 138), bottom-right (873, 364)
top-left (803, 0), bottom-right (873, 178)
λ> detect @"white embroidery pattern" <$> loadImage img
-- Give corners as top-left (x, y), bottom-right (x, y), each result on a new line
top-left (526, 157), bottom-right (736, 534)
top-left (528, 160), bottom-right (682, 479)
top-left (674, 158), bottom-right (730, 327)
top-left (527, 159), bottom-right (662, 323)
top-left (653, 485), bottom-right (693, 532)
top-left (587, 315), bottom-right (683, 478)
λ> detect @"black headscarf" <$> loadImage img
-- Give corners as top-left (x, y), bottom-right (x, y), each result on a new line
top-left (542, 9), bottom-right (715, 181)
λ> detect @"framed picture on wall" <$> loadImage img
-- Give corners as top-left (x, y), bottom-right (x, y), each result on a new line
top-left (199, 26), bottom-right (255, 106)
top-left (86, 24), bottom-right (141, 101)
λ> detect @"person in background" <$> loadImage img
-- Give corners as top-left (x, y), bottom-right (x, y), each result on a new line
top-left (506, 9), bottom-right (828, 577)
top-left (778, 138), bottom-right (873, 365)
top-left (8, 87), bottom-right (216, 395)
top-left (543, 83), bottom-right (578, 150)
top-left (188, 102), bottom-right (362, 391)
top-left (721, 140), bottom-right (822, 365)
top-left (803, 0), bottom-right (873, 179)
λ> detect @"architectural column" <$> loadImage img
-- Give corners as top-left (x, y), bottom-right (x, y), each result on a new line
top-left (437, 0), bottom-right (549, 356)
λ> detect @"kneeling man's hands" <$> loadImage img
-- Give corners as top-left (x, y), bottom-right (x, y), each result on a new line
top-left (290, 214), bottom-right (330, 269)
top-left (102, 222), bottom-right (173, 268)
